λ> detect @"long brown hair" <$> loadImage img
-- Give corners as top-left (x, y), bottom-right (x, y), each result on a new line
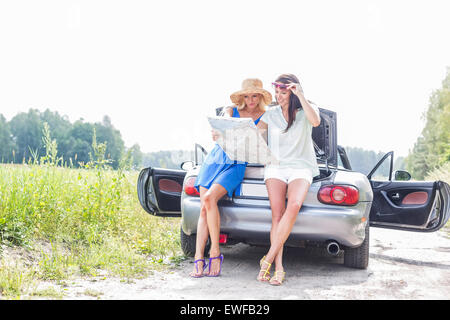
top-left (275, 74), bottom-right (302, 132)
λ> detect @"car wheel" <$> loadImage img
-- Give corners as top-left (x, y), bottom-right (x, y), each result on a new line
top-left (180, 225), bottom-right (210, 257)
top-left (343, 223), bottom-right (369, 269)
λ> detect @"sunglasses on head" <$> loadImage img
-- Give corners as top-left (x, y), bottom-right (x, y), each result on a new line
top-left (272, 82), bottom-right (289, 89)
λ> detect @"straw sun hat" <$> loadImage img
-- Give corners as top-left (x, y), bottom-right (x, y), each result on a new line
top-left (230, 78), bottom-right (272, 106)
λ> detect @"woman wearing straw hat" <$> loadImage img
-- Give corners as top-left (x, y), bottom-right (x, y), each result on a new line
top-left (256, 73), bottom-right (321, 285)
top-left (190, 78), bottom-right (272, 278)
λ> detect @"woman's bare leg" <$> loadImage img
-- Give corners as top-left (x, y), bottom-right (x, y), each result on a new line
top-left (203, 183), bottom-right (228, 276)
top-left (263, 179), bottom-right (310, 266)
top-left (265, 178), bottom-right (287, 274)
top-left (190, 187), bottom-right (209, 277)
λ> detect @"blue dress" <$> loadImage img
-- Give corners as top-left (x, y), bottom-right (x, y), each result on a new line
top-left (194, 107), bottom-right (264, 197)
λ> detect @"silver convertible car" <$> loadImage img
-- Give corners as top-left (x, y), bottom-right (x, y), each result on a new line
top-left (137, 107), bottom-right (450, 269)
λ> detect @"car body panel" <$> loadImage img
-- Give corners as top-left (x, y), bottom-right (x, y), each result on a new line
top-left (179, 166), bottom-right (373, 248)
top-left (181, 193), bottom-right (371, 248)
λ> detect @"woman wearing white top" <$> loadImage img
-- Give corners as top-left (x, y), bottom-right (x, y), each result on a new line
top-left (256, 74), bottom-right (321, 285)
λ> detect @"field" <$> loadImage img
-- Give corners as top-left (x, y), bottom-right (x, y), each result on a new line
top-left (0, 161), bottom-right (448, 299)
top-left (0, 164), bottom-right (183, 299)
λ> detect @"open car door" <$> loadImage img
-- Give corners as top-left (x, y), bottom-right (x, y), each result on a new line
top-left (368, 151), bottom-right (450, 232)
top-left (137, 167), bottom-right (186, 217)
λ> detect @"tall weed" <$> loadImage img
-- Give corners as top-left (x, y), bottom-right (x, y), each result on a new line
top-left (0, 125), bottom-right (182, 299)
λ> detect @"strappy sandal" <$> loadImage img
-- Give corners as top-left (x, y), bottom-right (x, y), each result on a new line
top-left (269, 270), bottom-right (286, 286)
top-left (190, 258), bottom-right (207, 278)
top-left (257, 256), bottom-right (272, 282)
top-left (206, 254), bottom-right (224, 277)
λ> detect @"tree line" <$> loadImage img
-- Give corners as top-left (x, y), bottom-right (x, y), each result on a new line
top-left (0, 108), bottom-right (403, 174)
top-left (405, 67), bottom-right (449, 179)
top-left (344, 67), bottom-right (449, 180)
top-left (340, 67), bottom-right (450, 179)
top-left (0, 109), bottom-right (143, 169)
top-left (0, 108), bottom-right (196, 171)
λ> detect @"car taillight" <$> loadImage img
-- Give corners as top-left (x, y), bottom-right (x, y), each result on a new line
top-left (184, 176), bottom-right (200, 197)
top-left (318, 185), bottom-right (359, 205)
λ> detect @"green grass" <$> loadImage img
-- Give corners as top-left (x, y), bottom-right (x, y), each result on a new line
top-left (0, 164), bottom-right (182, 299)
top-left (0, 264), bottom-right (36, 299)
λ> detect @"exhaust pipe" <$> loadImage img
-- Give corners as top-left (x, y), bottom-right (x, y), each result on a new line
top-left (326, 241), bottom-right (340, 256)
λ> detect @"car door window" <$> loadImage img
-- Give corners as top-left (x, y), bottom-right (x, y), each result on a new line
top-left (368, 151), bottom-right (393, 182)
top-left (195, 143), bottom-right (207, 166)
top-left (370, 160), bottom-right (391, 181)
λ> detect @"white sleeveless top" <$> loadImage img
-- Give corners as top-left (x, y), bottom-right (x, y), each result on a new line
top-left (260, 104), bottom-right (320, 177)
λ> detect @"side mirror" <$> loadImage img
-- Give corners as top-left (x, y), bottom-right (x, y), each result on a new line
top-left (394, 170), bottom-right (411, 181)
top-left (181, 161), bottom-right (194, 171)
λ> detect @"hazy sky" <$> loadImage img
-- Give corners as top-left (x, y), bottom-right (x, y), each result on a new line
top-left (1, 0), bottom-right (449, 158)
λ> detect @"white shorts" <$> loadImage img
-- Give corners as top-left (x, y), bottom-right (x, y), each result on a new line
top-left (264, 166), bottom-right (313, 185)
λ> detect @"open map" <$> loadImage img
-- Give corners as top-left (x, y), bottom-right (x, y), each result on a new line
top-left (207, 116), bottom-right (279, 165)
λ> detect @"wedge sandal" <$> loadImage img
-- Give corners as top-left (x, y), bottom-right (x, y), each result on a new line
top-left (206, 254), bottom-right (224, 277)
top-left (189, 258), bottom-right (207, 278)
top-left (269, 270), bottom-right (286, 286)
top-left (257, 256), bottom-right (272, 282)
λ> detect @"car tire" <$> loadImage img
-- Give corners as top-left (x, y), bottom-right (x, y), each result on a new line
top-left (343, 223), bottom-right (369, 269)
top-left (180, 225), bottom-right (210, 257)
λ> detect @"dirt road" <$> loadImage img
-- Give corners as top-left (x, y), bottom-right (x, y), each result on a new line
top-left (52, 227), bottom-right (450, 300)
